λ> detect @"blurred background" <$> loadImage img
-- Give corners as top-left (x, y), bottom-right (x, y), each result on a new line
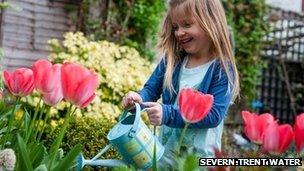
top-left (0, 0), bottom-right (303, 160)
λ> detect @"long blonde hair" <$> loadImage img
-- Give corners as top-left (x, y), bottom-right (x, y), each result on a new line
top-left (158, 0), bottom-right (239, 101)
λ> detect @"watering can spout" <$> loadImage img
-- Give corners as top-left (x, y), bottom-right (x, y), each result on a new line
top-left (76, 153), bottom-right (127, 171)
top-left (76, 144), bottom-right (128, 170)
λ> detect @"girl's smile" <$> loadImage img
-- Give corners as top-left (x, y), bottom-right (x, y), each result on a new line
top-left (179, 37), bottom-right (193, 48)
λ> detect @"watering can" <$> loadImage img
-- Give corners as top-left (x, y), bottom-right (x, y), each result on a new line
top-left (76, 103), bottom-right (165, 170)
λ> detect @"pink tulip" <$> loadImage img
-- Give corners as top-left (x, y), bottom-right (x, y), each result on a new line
top-left (294, 113), bottom-right (304, 153)
top-left (242, 111), bottom-right (275, 144)
top-left (43, 87), bottom-right (63, 106)
top-left (178, 88), bottom-right (213, 123)
top-left (61, 62), bottom-right (99, 108)
top-left (3, 68), bottom-right (34, 97)
top-left (33, 59), bottom-right (61, 94)
top-left (262, 122), bottom-right (294, 155)
top-left (41, 64), bottom-right (63, 106)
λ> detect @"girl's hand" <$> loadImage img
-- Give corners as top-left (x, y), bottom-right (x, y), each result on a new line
top-left (142, 102), bottom-right (163, 126)
top-left (122, 91), bottom-right (142, 109)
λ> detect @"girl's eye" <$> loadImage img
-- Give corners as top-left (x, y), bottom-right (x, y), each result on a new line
top-left (184, 23), bottom-right (192, 28)
top-left (172, 26), bottom-right (178, 31)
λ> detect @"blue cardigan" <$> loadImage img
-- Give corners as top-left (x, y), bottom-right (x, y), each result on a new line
top-left (139, 58), bottom-right (233, 128)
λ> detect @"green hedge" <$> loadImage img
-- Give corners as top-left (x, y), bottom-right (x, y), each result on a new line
top-left (45, 116), bottom-right (120, 160)
top-left (223, 0), bottom-right (269, 104)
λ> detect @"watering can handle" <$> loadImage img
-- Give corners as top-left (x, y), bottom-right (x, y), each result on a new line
top-left (119, 103), bottom-right (143, 137)
top-left (119, 103), bottom-right (146, 121)
top-left (129, 103), bottom-right (141, 137)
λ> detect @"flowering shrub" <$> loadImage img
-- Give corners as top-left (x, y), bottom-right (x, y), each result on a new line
top-left (24, 32), bottom-right (152, 123)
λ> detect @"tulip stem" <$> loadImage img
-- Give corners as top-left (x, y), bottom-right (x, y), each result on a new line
top-left (48, 104), bottom-right (76, 170)
top-left (4, 97), bottom-right (21, 148)
top-left (37, 105), bottom-right (51, 142)
top-left (25, 97), bottom-right (42, 143)
top-left (152, 125), bottom-right (158, 171)
top-left (176, 122), bottom-right (190, 155)
top-left (34, 103), bottom-right (46, 141)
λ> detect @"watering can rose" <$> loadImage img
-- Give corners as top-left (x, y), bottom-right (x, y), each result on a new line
top-left (178, 88), bottom-right (213, 123)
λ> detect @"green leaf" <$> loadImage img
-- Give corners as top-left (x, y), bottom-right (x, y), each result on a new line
top-left (182, 154), bottom-right (198, 171)
top-left (53, 144), bottom-right (82, 171)
top-left (21, 108), bottom-right (31, 139)
top-left (113, 166), bottom-right (136, 171)
top-left (17, 135), bottom-right (34, 171)
top-left (28, 142), bottom-right (46, 168)
top-left (48, 107), bottom-right (72, 170)
top-left (34, 164), bottom-right (48, 171)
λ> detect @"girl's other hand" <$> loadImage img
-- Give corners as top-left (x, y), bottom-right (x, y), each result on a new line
top-left (142, 102), bottom-right (163, 126)
top-left (122, 91), bottom-right (142, 109)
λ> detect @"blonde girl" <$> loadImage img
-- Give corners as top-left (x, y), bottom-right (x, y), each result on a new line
top-left (122, 0), bottom-right (239, 160)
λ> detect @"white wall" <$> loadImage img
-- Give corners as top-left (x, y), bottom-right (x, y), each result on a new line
top-left (266, 0), bottom-right (303, 13)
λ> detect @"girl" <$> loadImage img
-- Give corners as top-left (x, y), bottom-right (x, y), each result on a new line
top-left (122, 0), bottom-right (239, 159)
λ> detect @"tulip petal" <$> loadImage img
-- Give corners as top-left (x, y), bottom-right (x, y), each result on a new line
top-left (3, 71), bottom-right (14, 94)
top-left (278, 124), bottom-right (294, 153)
top-left (43, 86), bottom-right (63, 106)
top-left (61, 63), bottom-right (78, 101)
top-left (79, 94), bottom-right (96, 108)
top-left (262, 122), bottom-right (279, 154)
top-left (74, 74), bottom-right (98, 107)
top-left (178, 88), bottom-right (213, 123)
top-left (294, 113), bottom-right (304, 152)
top-left (242, 111), bottom-right (257, 125)
top-left (33, 59), bottom-right (53, 93)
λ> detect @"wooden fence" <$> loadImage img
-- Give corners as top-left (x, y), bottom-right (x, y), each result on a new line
top-left (0, 0), bottom-right (77, 71)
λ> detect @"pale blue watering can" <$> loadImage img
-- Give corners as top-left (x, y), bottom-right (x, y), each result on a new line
top-left (76, 103), bottom-right (165, 170)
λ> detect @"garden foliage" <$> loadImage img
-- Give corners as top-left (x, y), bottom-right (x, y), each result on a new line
top-left (222, 0), bottom-right (269, 103)
top-left (66, 0), bottom-right (166, 60)
top-left (25, 32), bottom-right (152, 123)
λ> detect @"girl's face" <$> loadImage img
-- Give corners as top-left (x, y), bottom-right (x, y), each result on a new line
top-left (171, 12), bottom-right (212, 57)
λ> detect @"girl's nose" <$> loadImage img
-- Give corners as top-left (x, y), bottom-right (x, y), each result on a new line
top-left (176, 29), bottom-right (186, 37)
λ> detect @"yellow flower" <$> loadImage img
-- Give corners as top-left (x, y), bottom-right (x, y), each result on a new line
top-left (50, 120), bottom-right (58, 129)
top-left (14, 109), bottom-right (24, 121)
